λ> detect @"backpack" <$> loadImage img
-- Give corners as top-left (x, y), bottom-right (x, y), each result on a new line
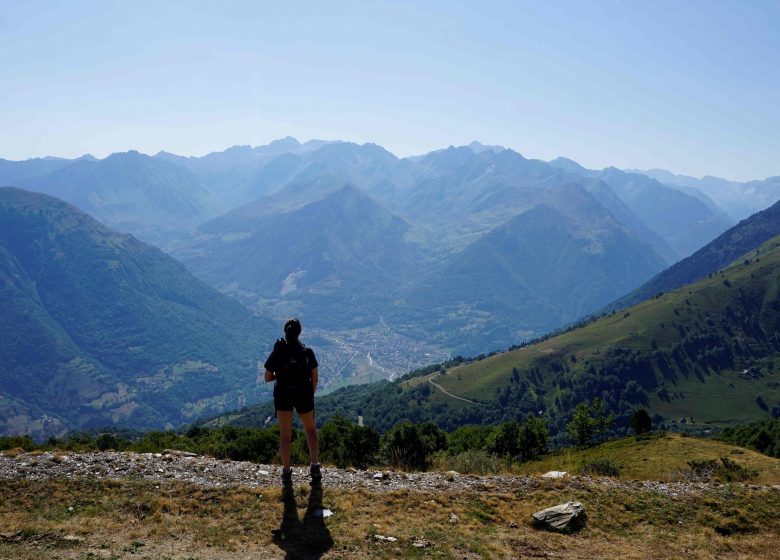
top-left (273, 338), bottom-right (309, 389)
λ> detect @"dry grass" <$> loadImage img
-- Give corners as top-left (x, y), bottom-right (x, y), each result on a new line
top-left (0, 477), bottom-right (779, 559)
top-left (515, 432), bottom-right (780, 485)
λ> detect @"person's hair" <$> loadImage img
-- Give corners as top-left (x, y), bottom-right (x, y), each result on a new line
top-left (283, 318), bottom-right (302, 342)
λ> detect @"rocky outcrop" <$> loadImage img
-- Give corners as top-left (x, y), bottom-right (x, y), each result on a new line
top-left (532, 501), bottom-right (586, 533)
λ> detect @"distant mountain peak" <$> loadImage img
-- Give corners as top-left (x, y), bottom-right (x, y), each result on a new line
top-left (549, 156), bottom-right (588, 174)
top-left (106, 149), bottom-right (147, 161)
top-left (468, 140), bottom-right (505, 154)
top-left (265, 136), bottom-right (301, 150)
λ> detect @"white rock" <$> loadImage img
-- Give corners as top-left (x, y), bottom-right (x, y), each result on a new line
top-left (542, 471), bottom-right (568, 478)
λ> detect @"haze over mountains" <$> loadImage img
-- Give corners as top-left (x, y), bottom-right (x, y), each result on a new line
top-left (1, 138), bottom-right (763, 357)
top-left (630, 168), bottom-right (780, 222)
top-left (2, 137), bottom-right (778, 437)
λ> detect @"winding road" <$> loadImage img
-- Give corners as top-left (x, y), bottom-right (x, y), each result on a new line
top-left (428, 373), bottom-right (480, 406)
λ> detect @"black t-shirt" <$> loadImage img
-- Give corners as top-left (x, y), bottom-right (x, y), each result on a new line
top-left (264, 339), bottom-right (318, 389)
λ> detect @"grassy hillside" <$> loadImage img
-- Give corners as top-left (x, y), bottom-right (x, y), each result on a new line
top-left (517, 432), bottom-right (780, 485)
top-left (427, 235), bottom-right (780, 431)
top-left (0, 188), bottom-right (275, 437)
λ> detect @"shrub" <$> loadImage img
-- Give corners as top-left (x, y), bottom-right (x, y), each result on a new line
top-left (431, 449), bottom-right (506, 475)
top-left (630, 409), bottom-right (652, 435)
top-left (380, 421), bottom-right (446, 470)
top-left (0, 436), bottom-right (37, 452)
top-left (578, 458), bottom-right (620, 477)
top-left (447, 425), bottom-right (495, 454)
top-left (680, 457), bottom-right (757, 482)
top-left (319, 415), bottom-right (380, 469)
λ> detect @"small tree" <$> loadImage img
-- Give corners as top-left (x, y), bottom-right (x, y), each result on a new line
top-left (630, 409), bottom-right (652, 435)
top-left (380, 421), bottom-right (444, 470)
top-left (590, 398), bottom-right (614, 442)
top-left (320, 415), bottom-right (380, 469)
top-left (567, 399), bottom-right (614, 446)
top-left (486, 420), bottom-right (520, 458)
top-left (567, 402), bottom-right (594, 446)
top-left (517, 416), bottom-right (548, 461)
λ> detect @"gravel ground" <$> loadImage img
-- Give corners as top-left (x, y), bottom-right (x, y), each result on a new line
top-left (1, 450), bottom-right (777, 496)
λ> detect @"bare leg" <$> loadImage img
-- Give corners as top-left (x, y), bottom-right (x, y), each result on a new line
top-left (298, 410), bottom-right (319, 464)
top-left (277, 410), bottom-right (293, 470)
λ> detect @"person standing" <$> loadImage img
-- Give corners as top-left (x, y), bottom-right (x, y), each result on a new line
top-left (259, 318), bottom-right (321, 485)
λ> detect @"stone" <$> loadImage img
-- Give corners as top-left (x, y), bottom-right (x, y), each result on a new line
top-left (532, 502), bottom-right (586, 533)
top-left (62, 534), bottom-right (84, 542)
top-left (449, 513), bottom-right (459, 524)
top-left (508, 521), bottom-right (518, 528)
top-left (373, 472), bottom-right (388, 481)
top-left (163, 449), bottom-right (197, 457)
top-left (542, 471), bottom-right (568, 478)
top-left (445, 470), bottom-right (459, 481)
top-left (412, 538), bottom-right (431, 548)
top-left (374, 534), bottom-right (397, 542)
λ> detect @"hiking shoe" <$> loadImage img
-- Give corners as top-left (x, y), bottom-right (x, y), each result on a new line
top-left (310, 463), bottom-right (322, 481)
top-left (281, 467), bottom-right (293, 486)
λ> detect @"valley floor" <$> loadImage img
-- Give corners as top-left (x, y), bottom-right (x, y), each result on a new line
top-left (1, 451), bottom-right (779, 559)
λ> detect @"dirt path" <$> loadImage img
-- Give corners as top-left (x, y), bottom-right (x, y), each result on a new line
top-left (428, 372), bottom-right (481, 406)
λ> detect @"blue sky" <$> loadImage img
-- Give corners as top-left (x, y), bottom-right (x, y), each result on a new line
top-left (1, 1), bottom-right (778, 181)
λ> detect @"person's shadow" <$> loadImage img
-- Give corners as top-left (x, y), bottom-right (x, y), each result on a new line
top-left (272, 482), bottom-right (334, 559)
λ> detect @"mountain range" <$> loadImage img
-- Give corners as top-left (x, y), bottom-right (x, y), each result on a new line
top-left (631, 168), bottom-right (780, 221)
top-left (2, 137), bottom-right (778, 429)
top-left (16, 151), bottom-right (225, 244)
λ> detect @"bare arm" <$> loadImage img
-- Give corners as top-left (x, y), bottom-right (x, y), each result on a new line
top-left (311, 367), bottom-right (318, 394)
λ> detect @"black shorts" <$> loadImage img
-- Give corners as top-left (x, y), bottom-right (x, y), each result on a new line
top-left (274, 384), bottom-right (314, 414)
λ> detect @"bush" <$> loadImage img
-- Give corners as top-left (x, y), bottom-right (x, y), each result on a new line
top-left (578, 458), bottom-right (621, 477)
top-left (630, 409), bottom-right (652, 435)
top-left (680, 457), bottom-right (757, 482)
top-left (319, 415), bottom-right (380, 469)
top-left (95, 433), bottom-right (120, 451)
top-left (431, 449), bottom-right (506, 475)
top-left (0, 436), bottom-right (37, 452)
top-left (380, 421), bottom-right (446, 470)
top-left (447, 425), bottom-right (495, 454)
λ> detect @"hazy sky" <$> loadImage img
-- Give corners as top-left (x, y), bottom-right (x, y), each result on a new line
top-left (1, 1), bottom-right (778, 181)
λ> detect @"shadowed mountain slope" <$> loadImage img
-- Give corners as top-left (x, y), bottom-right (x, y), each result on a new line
top-left (0, 188), bottom-right (274, 437)
top-left (609, 198), bottom-right (780, 310)
top-left (387, 184), bottom-right (666, 354)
